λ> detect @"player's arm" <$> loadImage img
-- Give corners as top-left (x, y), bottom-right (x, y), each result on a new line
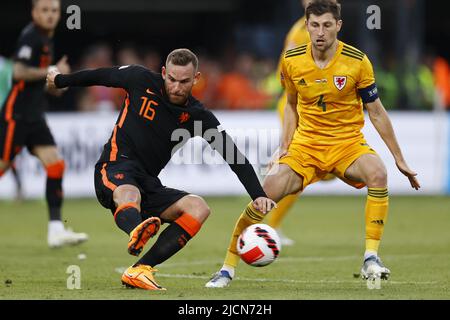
top-left (358, 54), bottom-right (420, 190)
top-left (14, 56), bottom-right (70, 82)
top-left (13, 62), bottom-right (47, 81)
top-left (13, 35), bottom-right (46, 82)
top-left (48, 65), bottom-right (143, 90)
top-left (279, 92), bottom-right (298, 157)
top-left (365, 98), bottom-right (420, 190)
top-left (277, 56), bottom-right (298, 160)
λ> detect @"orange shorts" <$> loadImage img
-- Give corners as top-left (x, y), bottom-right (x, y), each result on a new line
top-left (278, 138), bottom-right (377, 190)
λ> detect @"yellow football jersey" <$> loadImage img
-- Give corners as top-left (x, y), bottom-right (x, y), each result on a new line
top-left (280, 40), bottom-right (377, 145)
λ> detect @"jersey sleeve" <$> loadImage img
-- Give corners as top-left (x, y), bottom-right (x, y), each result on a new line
top-left (280, 56), bottom-right (297, 95)
top-left (55, 64), bottom-right (148, 90)
top-left (198, 108), bottom-right (221, 133)
top-left (13, 32), bottom-right (39, 66)
top-left (357, 55), bottom-right (379, 103)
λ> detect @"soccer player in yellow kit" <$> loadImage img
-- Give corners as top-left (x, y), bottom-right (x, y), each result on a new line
top-left (268, 0), bottom-right (336, 246)
top-left (206, 0), bottom-right (420, 288)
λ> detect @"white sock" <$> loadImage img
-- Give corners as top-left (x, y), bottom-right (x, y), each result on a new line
top-left (48, 220), bottom-right (64, 234)
top-left (221, 264), bottom-right (235, 278)
top-left (364, 250), bottom-right (378, 260)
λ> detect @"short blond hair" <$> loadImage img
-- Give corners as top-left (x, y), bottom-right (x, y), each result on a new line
top-left (32, 0), bottom-right (59, 7)
top-left (166, 48), bottom-right (198, 71)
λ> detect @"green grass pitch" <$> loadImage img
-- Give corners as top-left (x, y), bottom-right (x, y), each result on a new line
top-left (0, 195), bottom-right (449, 299)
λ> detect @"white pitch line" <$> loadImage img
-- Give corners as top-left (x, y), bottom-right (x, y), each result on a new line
top-left (117, 252), bottom-right (450, 270)
top-left (158, 273), bottom-right (439, 285)
top-left (115, 253), bottom-right (447, 286)
top-left (114, 269), bottom-right (438, 285)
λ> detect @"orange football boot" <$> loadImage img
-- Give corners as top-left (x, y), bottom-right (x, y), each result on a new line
top-left (128, 217), bottom-right (161, 256)
top-left (121, 264), bottom-right (166, 290)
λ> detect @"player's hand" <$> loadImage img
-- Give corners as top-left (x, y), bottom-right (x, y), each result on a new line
top-left (46, 67), bottom-right (60, 90)
top-left (252, 197), bottom-right (277, 215)
top-left (396, 160), bottom-right (420, 190)
top-left (56, 55), bottom-right (70, 74)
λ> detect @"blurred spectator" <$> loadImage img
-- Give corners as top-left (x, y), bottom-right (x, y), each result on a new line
top-left (433, 56), bottom-right (450, 110)
top-left (117, 43), bottom-right (142, 66)
top-left (142, 48), bottom-right (162, 72)
top-left (375, 55), bottom-right (399, 110)
top-left (255, 58), bottom-right (280, 109)
top-left (0, 56), bottom-right (13, 108)
top-left (77, 43), bottom-right (118, 112)
top-left (192, 54), bottom-right (223, 108)
top-left (113, 44), bottom-right (143, 110)
top-left (216, 52), bottom-right (273, 109)
top-left (404, 58), bottom-right (434, 110)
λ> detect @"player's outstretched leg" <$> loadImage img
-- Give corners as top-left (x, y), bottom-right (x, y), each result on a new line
top-left (112, 188), bottom-right (161, 256)
top-left (123, 195), bottom-right (208, 290)
top-left (206, 163), bottom-right (302, 288)
top-left (205, 202), bottom-right (265, 288)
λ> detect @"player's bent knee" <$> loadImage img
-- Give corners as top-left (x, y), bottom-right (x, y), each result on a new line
top-left (263, 173), bottom-right (302, 202)
top-left (113, 184), bottom-right (141, 209)
top-left (184, 195), bottom-right (210, 223)
top-left (366, 168), bottom-right (388, 187)
top-left (45, 159), bottom-right (65, 179)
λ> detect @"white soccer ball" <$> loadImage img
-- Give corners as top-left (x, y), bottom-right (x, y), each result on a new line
top-left (237, 224), bottom-right (281, 267)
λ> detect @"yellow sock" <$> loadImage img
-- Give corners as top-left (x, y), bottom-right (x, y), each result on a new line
top-left (365, 188), bottom-right (389, 254)
top-left (223, 202), bottom-right (265, 269)
top-left (267, 193), bottom-right (299, 229)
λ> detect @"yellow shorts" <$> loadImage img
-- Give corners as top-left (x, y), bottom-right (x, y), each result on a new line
top-left (278, 139), bottom-right (377, 190)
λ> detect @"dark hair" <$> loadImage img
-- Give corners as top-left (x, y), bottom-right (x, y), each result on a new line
top-left (306, 0), bottom-right (341, 21)
top-left (166, 48), bottom-right (198, 71)
top-left (32, 0), bottom-right (60, 8)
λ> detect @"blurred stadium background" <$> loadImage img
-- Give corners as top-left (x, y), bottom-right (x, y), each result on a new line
top-left (0, 0), bottom-right (449, 300)
top-left (0, 0), bottom-right (449, 198)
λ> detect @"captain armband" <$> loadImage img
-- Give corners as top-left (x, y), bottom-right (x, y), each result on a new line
top-left (358, 83), bottom-right (379, 103)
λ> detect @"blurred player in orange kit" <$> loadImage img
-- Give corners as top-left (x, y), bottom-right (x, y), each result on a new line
top-left (0, 0), bottom-right (88, 247)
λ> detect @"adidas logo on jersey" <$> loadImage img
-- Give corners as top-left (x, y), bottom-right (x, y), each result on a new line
top-left (298, 78), bottom-right (306, 86)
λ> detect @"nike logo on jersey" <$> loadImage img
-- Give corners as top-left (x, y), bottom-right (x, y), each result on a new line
top-left (146, 88), bottom-right (156, 95)
top-left (179, 112), bottom-right (190, 124)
